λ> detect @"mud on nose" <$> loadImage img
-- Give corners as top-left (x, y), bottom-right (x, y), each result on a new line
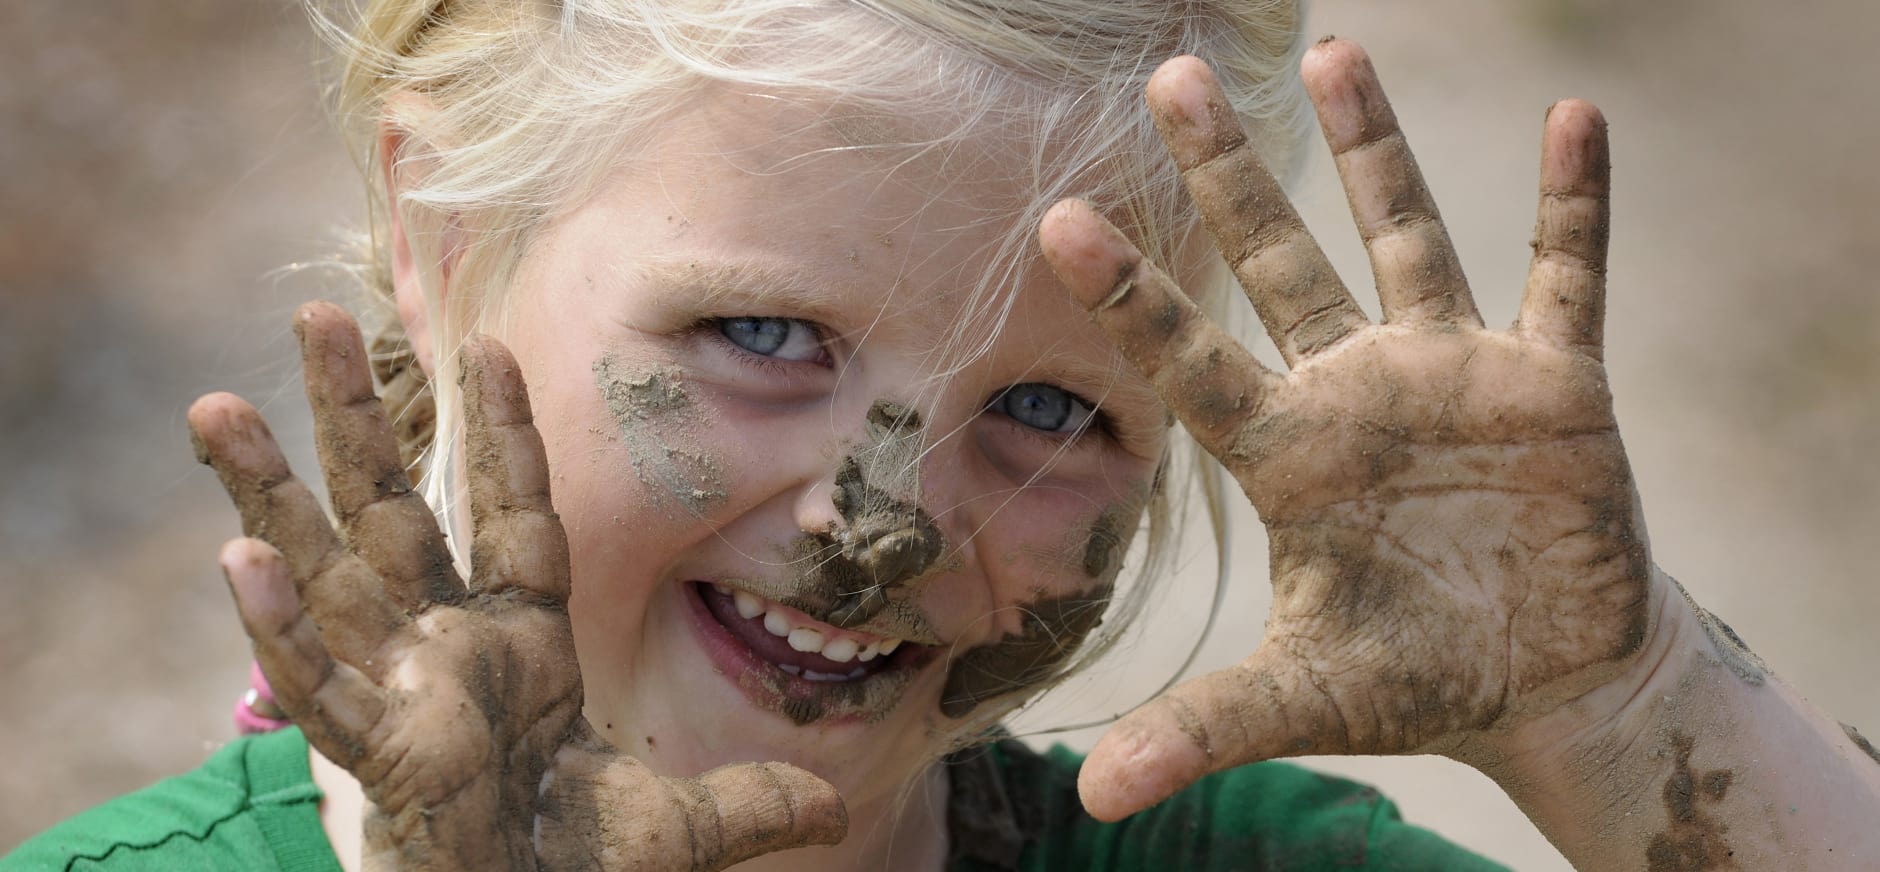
top-left (818, 398), bottom-right (946, 625)
top-left (859, 523), bottom-right (944, 587)
top-left (825, 514), bottom-right (945, 627)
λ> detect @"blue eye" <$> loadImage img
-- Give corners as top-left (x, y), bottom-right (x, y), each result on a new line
top-left (719, 317), bottom-right (824, 362)
top-left (997, 383), bottom-right (1095, 434)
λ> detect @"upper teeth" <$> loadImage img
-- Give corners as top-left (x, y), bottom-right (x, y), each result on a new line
top-left (729, 588), bottom-right (904, 663)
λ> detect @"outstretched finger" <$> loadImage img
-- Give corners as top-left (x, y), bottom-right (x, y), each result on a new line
top-left (1076, 652), bottom-right (1352, 821)
top-left (221, 537), bottom-right (388, 770)
top-left (680, 762), bottom-right (849, 870)
top-left (1148, 55), bottom-right (1368, 365)
top-left (1517, 99), bottom-right (1612, 358)
top-left (1041, 199), bottom-right (1281, 466)
top-left (460, 335), bottom-right (571, 602)
top-left (1303, 39), bottom-right (1479, 326)
top-left (297, 302), bottom-right (461, 608)
top-left (189, 394), bottom-right (406, 664)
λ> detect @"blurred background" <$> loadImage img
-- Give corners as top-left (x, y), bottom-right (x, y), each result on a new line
top-left (4, 1), bottom-right (1877, 867)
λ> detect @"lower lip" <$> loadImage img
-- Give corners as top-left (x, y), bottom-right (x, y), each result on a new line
top-left (679, 582), bottom-right (906, 724)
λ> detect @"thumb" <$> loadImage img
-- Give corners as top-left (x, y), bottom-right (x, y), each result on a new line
top-left (536, 743), bottom-right (847, 872)
top-left (1078, 651), bottom-right (1350, 821)
top-left (676, 762), bottom-right (849, 870)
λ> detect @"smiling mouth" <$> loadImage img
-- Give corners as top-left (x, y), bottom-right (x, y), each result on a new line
top-left (684, 581), bottom-right (931, 725)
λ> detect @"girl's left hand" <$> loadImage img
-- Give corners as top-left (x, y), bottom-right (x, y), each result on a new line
top-left (1041, 39), bottom-right (1659, 820)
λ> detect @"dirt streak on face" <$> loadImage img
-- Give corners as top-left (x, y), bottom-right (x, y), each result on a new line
top-left (756, 401), bottom-right (947, 637)
top-left (939, 508), bottom-right (1130, 719)
top-left (592, 354), bottom-right (727, 517)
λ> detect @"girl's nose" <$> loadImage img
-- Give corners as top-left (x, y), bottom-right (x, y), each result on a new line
top-left (791, 399), bottom-right (949, 626)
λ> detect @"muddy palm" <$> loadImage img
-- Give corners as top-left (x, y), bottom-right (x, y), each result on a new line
top-left (1040, 42), bottom-right (1655, 820)
top-left (188, 306), bottom-right (844, 870)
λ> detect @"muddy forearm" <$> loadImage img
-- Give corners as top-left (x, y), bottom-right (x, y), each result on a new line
top-left (1475, 568), bottom-right (1880, 870)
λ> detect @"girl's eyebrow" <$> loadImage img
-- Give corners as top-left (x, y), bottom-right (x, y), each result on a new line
top-left (630, 258), bottom-right (849, 318)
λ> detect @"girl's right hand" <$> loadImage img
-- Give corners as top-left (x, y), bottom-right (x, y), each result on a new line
top-left (188, 302), bottom-right (846, 871)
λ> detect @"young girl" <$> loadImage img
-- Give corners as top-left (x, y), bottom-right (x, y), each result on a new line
top-left (9, 1), bottom-right (1878, 869)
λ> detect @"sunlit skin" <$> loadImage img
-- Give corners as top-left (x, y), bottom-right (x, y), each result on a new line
top-left (192, 78), bottom-right (1166, 871)
top-left (494, 81), bottom-right (1163, 853)
top-left (187, 37), bottom-right (1880, 872)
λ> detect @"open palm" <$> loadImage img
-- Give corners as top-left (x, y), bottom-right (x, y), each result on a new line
top-left (1041, 40), bottom-right (1654, 820)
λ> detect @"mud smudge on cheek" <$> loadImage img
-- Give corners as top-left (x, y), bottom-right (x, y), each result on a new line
top-left (592, 354), bottom-right (727, 517)
top-left (1645, 733), bottom-right (1737, 871)
top-left (937, 507), bottom-right (1138, 719)
top-left (1081, 508), bottom-right (1129, 579)
top-left (940, 581), bottom-right (1115, 720)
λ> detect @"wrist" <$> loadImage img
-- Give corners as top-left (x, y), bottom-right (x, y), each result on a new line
top-left (1450, 568), bottom-right (1880, 869)
top-left (1458, 564), bottom-right (1700, 785)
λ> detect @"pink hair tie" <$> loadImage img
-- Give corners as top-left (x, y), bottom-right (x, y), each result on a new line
top-left (234, 661), bottom-right (291, 735)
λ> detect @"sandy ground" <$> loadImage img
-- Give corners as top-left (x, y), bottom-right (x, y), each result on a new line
top-left (4, 1), bottom-right (1877, 867)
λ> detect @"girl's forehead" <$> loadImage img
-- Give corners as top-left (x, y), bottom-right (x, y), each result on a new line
top-left (641, 87), bottom-right (1031, 218)
top-left (590, 90), bottom-right (1052, 313)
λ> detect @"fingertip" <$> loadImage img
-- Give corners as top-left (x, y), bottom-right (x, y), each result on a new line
top-left (1540, 98), bottom-right (1611, 196)
top-left (294, 299), bottom-right (354, 332)
top-left (1546, 97), bottom-right (1607, 130)
top-left (455, 335), bottom-right (484, 387)
top-left (455, 333), bottom-right (510, 384)
top-left (697, 761), bottom-right (850, 858)
top-left (1078, 721), bottom-right (1190, 822)
top-left (185, 393), bottom-right (281, 471)
top-left (1039, 196), bottom-right (1088, 236)
top-left (775, 763), bottom-right (849, 845)
top-left (292, 301), bottom-right (347, 353)
top-left (186, 391), bottom-right (248, 430)
top-left (1037, 200), bottom-right (1141, 312)
top-left (187, 392), bottom-right (241, 458)
top-left (1145, 54), bottom-right (1212, 111)
top-left (1300, 38), bottom-right (1392, 153)
top-left (1300, 37), bottom-right (1371, 99)
top-left (295, 302), bottom-right (370, 386)
top-left (457, 334), bottom-right (532, 423)
top-left (1301, 35), bottom-right (1369, 77)
top-left (1145, 55), bottom-right (1239, 167)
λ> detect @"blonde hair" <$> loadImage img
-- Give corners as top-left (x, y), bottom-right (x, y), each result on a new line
top-left (321, 0), bottom-right (1311, 733)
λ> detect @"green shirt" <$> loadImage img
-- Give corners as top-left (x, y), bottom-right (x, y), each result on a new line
top-left (6, 729), bottom-right (1503, 871)
top-left (946, 740), bottom-right (1504, 871)
top-left (3, 728), bottom-right (339, 872)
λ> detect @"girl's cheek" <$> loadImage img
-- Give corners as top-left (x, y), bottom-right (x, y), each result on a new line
top-left (936, 503), bottom-right (1138, 720)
